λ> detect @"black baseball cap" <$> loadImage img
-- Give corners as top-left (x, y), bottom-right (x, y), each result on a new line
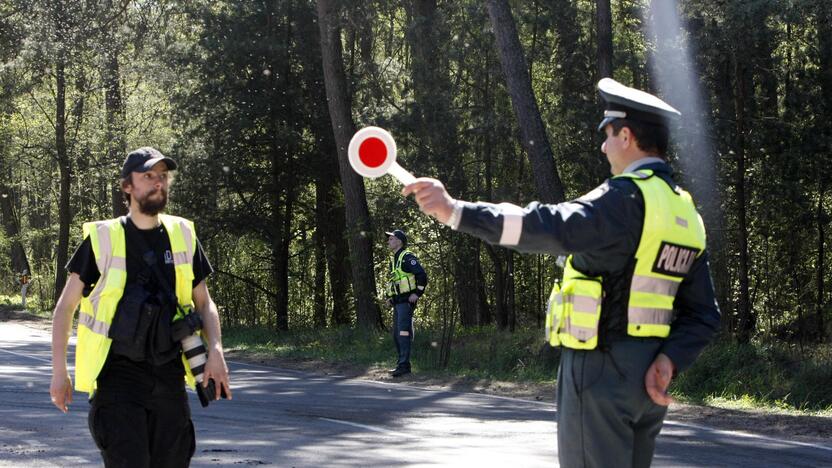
top-left (385, 229), bottom-right (407, 245)
top-left (597, 78), bottom-right (681, 131)
top-left (121, 147), bottom-right (178, 178)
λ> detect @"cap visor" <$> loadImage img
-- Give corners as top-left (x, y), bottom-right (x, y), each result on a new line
top-left (597, 117), bottom-right (618, 132)
top-left (139, 157), bottom-right (178, 172)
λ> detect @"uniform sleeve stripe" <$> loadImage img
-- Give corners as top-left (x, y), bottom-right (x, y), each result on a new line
top-left (498, 203), bottom-right (524, 246)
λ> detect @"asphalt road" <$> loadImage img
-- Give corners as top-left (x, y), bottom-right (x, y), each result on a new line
top-left (1, 322), bottom-right (831, 467)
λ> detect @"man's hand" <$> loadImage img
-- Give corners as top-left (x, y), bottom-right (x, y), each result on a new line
top-left (402, 178), bottom-right (455, 224)
top-left (203, 345), bottom-right (232, 400)
top-left (408, 293), bottom-right (418, 304)
top-left (50, 370), bottom-right (73, 413)
top-left (645, 353), bottom-right (675, 406)
top-left (386, 298), bottom-right (394, 307)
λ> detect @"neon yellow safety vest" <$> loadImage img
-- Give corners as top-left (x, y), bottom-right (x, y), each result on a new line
top-left (74, 214), bottom-right (199, 395)
top-left (387, 249), bottom-right (417, 297)
top-left (545, 169), bottom-right (707, 349)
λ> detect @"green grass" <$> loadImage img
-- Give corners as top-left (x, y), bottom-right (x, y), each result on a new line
top-left (0, 294), bottom-right (49, 317)
top-left (224, 326), bottom-right (392, 367)
top-left (673, 340), bottom-right (832, 413)
top-left (224, 325), bottom-right (832, 413)
top-left (223, 324), bottom-right (560, 382)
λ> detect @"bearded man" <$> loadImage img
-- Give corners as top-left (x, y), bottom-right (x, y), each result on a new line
top-left (50, 147), bottom-right (231, 467)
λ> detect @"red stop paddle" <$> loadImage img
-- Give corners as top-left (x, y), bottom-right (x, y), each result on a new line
top-left (348, 127), bottom-right (415, 185)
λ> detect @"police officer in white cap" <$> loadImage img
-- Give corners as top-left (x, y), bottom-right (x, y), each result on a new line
top-left (403, 78), bottom-right (720, 467)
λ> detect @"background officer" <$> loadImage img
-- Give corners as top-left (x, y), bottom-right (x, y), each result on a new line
top-left (384, 229), bottom-right (427, 377)
top-left (402, 79), bottom-right (720, 467)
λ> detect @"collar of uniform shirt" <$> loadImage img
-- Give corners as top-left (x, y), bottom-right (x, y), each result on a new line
top-left (622, 156), bottom-right (666, 174)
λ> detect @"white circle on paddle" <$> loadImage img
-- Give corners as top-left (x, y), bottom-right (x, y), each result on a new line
top-left (348, 126), bottom-right (397, 178)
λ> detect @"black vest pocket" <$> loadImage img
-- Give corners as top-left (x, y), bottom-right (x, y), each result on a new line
top-left (109, 283), bottom-right (153, 360)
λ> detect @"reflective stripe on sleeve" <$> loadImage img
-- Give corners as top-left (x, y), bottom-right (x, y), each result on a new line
top-left (498, 203), bottom-right (524, 246)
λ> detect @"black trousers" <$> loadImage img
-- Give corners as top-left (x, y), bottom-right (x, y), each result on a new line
top-left (88, 354), bottom-right (195, 468)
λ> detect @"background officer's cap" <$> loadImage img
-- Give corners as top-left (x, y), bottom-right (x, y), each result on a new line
top-left (385, 229), bottom-right (407, 246)
top-left (597, 78), bottom-right (681, 131)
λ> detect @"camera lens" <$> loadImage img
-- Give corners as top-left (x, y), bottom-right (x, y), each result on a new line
top-left (181, 334), bottom-right (207, 382)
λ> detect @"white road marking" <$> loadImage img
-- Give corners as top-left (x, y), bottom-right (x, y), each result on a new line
top-left (319, 417), bottom-right (411, 438)
top-left (0, 347), bottom-right (51, 363)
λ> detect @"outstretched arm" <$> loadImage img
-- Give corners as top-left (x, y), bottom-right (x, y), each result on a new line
top-left (403, 177), bottom-right (639, 257)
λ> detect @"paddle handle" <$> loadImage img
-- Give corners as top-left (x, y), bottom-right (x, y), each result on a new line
top-left (388, 162), bottom-right (416, 185)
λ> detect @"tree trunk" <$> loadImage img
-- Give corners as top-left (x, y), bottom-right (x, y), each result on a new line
top-left (271, 7), bottom-right (295, 332)
top-left (816, 175), bottom-right (826, 340)
top-left (103, 0), bottom-right (127, 217)
top-left (546, 0), bottom-right (600, 182)
top-left (485, 244), bottom-right (509, 330)
top-left (506, 250), bottom-right (515, 332)
top-left (317, 0), bottom-right (382, 330)
top-left (54, 0), bottom-right (71, 304)
top-left (313, 216), bottom-right (328, 327)
top-left (476, 250), bottom-right (492, 325)
top-left (477, 51), bottom-right (496, 327)
top-left (295, 1), bottom-right (351, 326)
top-left (485, 0), bottom-right (565, 203)
top-left (732, 54), bottom-right (754, 344)
top-left (0, 153), bottom-right (29, 275)
top-left (595, 0), bottom-right (613, 79)
top-left (816, 2), bottom-right (832, 342)
top-left (274, 185), bottom-right (293, 331)
top-left (406, 0), bottom-right (485, 328)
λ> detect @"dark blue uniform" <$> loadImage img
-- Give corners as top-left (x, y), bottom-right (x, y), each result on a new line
top-left (389, 249), bottom-right (427, 375)
top-left (389, 249), bottom-right (428, 304)
top-left (453, 160), bottom-right (720, 467)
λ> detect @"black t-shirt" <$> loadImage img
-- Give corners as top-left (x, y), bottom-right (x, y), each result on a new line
top-left (67, 218), bottom-right (213, 297)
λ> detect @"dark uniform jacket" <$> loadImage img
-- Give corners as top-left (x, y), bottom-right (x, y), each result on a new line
top-left (390, 248), bottom-right (428, 304)
top-left (454, 160), bottom-right (720, 372)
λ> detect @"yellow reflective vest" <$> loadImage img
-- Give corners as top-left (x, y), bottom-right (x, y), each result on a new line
top-left (387, 249), bottom-right (417, 297)
top-left (74, 214), bottom-right (199, 395)
top-left (546, 169), bottom-right (706, 349)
